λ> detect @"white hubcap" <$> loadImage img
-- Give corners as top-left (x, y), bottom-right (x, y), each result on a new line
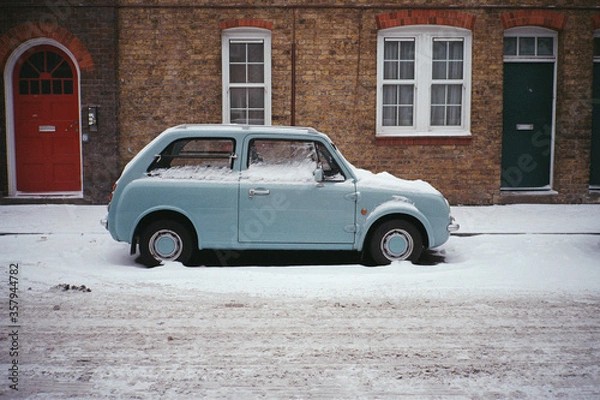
top-left (381, 229), bottom-right (413, 261)
top-left (149, 229), bottom-right (183, 261)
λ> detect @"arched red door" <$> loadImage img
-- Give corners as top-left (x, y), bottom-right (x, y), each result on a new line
top-left (13, 46), bottom-right (81, 193)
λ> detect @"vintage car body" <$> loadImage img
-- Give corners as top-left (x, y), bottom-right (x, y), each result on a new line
top-left (103, 124), bottom-right (458, 266)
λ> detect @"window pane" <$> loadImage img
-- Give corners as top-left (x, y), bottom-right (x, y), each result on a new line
top-left (519, 37), bottom-right (535, 56)
top-left (433, 41), bottom-right (446, 60)
top-left (46, 51), bottom-right (62, 74)
top-left (52, 80), bottom-right (62, 94)
top-left (383, 85), bottom-right (397, 104)
top-left (63, 80), bottom-right (73, 94)
top-left (230, 88), bottom-right (247, 108)
top-left (248, 110), bottom-right (264, 125)
top-left (447, 106), bottom-right (462, 126)
top-left (447, 84), bottom-right (462, 104)
top-left (230, 110), bottom-right (247, 124)
top-left (398, 106), bottom-right (413, 126)
top-left (431, 106), bottom-right (445, 126)
top-left (537, 37), bottom-right (553, 56)
top-left (41, 79), bottom-right (51, 94)
top-left (30, 80), bottom-right (40, 95)
top-left (384, 61), bottom-right (398, 80)
top-left (384, 41), bottom-right (398, 60)
top-left (432, 61), bottom-right (446, 80)
top-left (595, 38), bottom-right (600, 58)
top-left (247, 64), bottom-right (264, 83)
top-left (230, 65), bottom-right (246, 83)
top-left (53, 61), bottom-right (73, 78)
top-left (399, 85), bottom-right (414, 105)
top-left (382, 106), bottom-right (397, 126)
top-left (399, 60), bottom-right (414, 80)
top-left (448, 61), bottom-right (463, 79)
top-left (504, 37), bottom-right (517, 56)
top-left (247, 43), bottom-right (264, 62)
top-left (448, 41), bottom-right (463, 60)
top-left (431, 85), bottom-right (445, 104)
top-left (400, 41), bottom-right (415, 60)
top-left (229, 43), bottom-right (246, 62)
top-left (19, 80), bottom-right (29, 95)
top-left (29, 52), bottom-right (44, 71)
top-left (19, 62), bottom-right (38, 78)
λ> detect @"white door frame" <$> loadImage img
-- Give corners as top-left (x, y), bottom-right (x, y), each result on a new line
top-left (3, 38), bottom-right (83, 198)
top-left (502, 27), bottom-right (558, 191)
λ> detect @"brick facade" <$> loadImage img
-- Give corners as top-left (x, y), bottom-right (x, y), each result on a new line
top-left (1, 1), bottom-right (599, 204)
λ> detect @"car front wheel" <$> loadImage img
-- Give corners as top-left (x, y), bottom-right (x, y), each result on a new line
top-left (368, 220), bottom-right (423, 265)
top-left (138, 220), bottom-right (194, 267)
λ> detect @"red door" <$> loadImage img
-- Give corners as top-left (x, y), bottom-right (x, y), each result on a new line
top-left (13, 46), bottom-right (81, 193)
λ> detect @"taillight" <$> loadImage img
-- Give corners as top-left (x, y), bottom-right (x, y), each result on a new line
top-left (108, 182), bottom-right (117, 203)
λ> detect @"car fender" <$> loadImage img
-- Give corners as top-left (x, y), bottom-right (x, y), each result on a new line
top-left (356, 198), bottom-right (434, 251)
top-left (128, 204), bottom-right (201, 247)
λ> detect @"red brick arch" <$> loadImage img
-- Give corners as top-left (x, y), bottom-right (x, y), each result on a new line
top-left (500, 10), bottom-right (568, 31)
top-left (220, 19), bottom-right (273, 30)
top-left (0, 22), bottom-right (94, 71)
top-left (376, 10), bottom-right (476, 31)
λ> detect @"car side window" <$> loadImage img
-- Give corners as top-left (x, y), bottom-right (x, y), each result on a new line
top-left (246, 139), bottom-right (345, 182)
top-left (315, 142), bottom-right (346, 181)
top-left (147, 138), bottom-right (236, 179)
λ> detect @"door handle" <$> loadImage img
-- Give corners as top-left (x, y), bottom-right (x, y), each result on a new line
top-left (516, 124), bottom-right (534, 131)
top-left (39, 125), bottom-right (56, 132)
top-left (248, 188), bottom-right (270, 199)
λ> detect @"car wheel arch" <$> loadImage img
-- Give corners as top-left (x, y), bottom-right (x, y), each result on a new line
top-left (361, 213), bottom-right (430, 252)
top-left (132, 210), bottom-right (199, 254)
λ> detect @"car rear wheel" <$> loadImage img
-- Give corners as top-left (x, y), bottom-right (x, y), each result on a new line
top-left (139, 220), bottom-right (194, 267)
top-left (368, 219), bottom-right (423, 265)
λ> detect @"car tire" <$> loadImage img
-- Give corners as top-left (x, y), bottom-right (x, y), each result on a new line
top-left (368, 219), bottom-right (423, 265)
top-left (138, 220), bottom-right (194, 267)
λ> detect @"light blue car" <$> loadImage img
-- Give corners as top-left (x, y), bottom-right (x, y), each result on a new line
top-left (102, 125), bottom-right (458, 266)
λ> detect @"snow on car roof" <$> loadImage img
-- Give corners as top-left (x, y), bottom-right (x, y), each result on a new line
top-left (166, 124), bottom-right (321, 137)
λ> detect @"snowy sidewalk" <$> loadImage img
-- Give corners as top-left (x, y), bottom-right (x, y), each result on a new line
top-left (1, 203), bottom-right (599, 235)
top-left (0, 203), bottom-right (599, 296)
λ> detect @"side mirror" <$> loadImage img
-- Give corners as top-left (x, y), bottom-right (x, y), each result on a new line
top-left (313, 167), bottom-right (324, 183)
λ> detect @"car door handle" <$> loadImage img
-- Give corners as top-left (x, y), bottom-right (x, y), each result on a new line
top-left (248, 188), bottom-right (270, 199)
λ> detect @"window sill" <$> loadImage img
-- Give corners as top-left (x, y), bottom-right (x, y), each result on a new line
top-left (376, 134), bottom-right (472, 146)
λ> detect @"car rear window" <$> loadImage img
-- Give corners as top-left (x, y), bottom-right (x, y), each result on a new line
top-left (147, 138), bottom-right (236, 180)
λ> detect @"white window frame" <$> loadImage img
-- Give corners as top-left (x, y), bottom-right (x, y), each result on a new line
top-left (376, 25), bottom-right (472, 137)
top-left (222, 27), bottom-right (271, 125)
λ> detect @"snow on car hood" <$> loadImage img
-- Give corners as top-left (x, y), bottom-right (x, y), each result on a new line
top-left (353, 167), bottom-right (441, 196)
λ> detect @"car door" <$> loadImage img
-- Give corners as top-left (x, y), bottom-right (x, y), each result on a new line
top-left (238, 138), bottom-right (356, 246)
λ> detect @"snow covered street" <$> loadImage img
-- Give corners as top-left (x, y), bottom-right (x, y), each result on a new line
top-left (1, 204), bottom-right (600, 398)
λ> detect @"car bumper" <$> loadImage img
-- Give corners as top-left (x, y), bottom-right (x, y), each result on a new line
top-left (447, 216), bottom-right (460, 233)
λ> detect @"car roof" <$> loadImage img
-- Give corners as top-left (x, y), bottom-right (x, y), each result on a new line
top-left (164, 124), bottom-right (322, 139)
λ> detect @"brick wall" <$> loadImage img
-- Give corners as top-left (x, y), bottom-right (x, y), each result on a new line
top-left (2, 0), bottom-right (599, 204)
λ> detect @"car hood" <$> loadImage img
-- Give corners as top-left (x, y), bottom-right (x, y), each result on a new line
top-left (352, 167), bottom-right (442, 197)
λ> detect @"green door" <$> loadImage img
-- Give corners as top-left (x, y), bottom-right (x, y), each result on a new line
top-left (501, 62), bottom-right (554, 189)
top-left (590, 63), bottom-right (600, 188)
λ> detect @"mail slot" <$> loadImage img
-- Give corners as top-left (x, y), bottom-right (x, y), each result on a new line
top-left (39, 125), bottom-right (56, 132)
top-left (516, 124), bottom-right (534, 131)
